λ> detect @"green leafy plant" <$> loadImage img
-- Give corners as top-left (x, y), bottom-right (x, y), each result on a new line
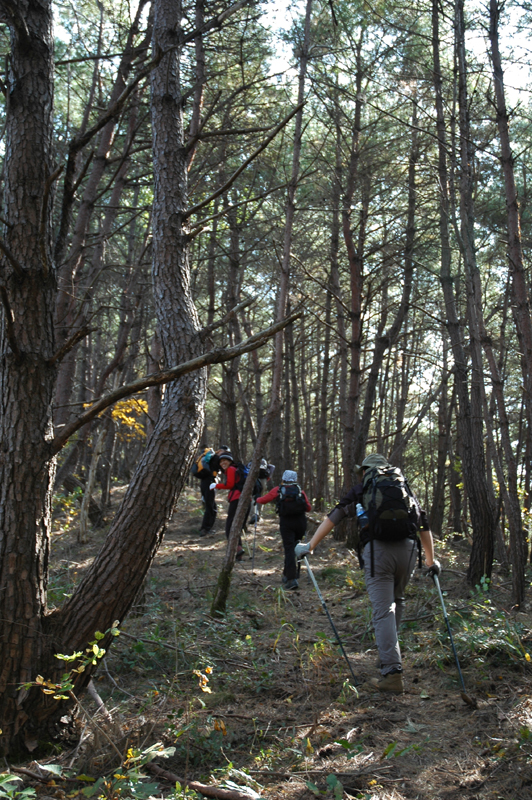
top-left (20, 624), bottom-right (120, 701)
top-left (306, 775), bottom-right (343, 798)
top-left (0, 775), bottom-right (36, 800)
top-left (382, 736), bottom-right (429, 758)
top-left (82, 743), bottom-right (175, 799)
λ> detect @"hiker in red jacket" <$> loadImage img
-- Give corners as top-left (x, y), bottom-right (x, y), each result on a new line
top-left (211, 452), bottom-right (248, 561)
top-left (257, 470), bottom-right (311, 590)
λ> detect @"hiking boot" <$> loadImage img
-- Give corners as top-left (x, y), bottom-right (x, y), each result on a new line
top-left (284, 578), bottom-right (299, 591)
top-left (198, 528), bottom-right (210, 537)
top-left (282, 575), bottom-right (288, 584)
top-left (368, 671), bottom-right (404, 694)
top-left (236, 548), bottom-right (245, 562)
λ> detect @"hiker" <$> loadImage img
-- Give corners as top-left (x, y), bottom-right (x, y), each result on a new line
top-left (191, 445), bottom-right (230, 537)
top-left (211, 452), bottom-right (249, 562)
top-left (250, 458), bottom-right (275, 524)
top-left (295, 453), bottom-right (440, 694)
top-left (256, 470), bottom-right (311, 590)
top-left (191, 446), bottom-right (218, 537)
top-left (208, 445), bottom-right (230, 475)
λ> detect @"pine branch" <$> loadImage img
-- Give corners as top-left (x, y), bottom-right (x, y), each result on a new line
top-left (183, 103), bottom-right (304, 220)
top-left (51, 310), bottom-right (303, 454)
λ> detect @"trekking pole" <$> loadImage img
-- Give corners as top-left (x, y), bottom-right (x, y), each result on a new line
top-left (302, 556), bottom-right (360, 688)
top-left (431, 573), bottom-right (477, 708)
top-left (251, 513), bottom-right (258, 573)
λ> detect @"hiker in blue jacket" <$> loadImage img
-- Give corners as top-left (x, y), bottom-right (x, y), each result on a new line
top-left (296, 454), bottom-right (440, 694)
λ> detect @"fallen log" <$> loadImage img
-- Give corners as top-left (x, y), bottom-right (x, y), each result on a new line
top-left (146, 763), bottom-right (258, 800)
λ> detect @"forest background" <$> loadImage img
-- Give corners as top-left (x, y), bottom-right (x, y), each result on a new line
top-left (1, 0), bottom-right (532, 771)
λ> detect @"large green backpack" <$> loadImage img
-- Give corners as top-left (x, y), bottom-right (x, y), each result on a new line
top-left (361, 456), bottom-right (421, 574)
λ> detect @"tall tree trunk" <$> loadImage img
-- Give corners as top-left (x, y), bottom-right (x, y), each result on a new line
top-left (342, 38), bottom-right (365, 483)
top-left (489, 0), bottom-right (532, 442)
top-left (286, 317), bottom-right (305, 481)
top-left (0, 0), bottom-right (56, 757)
top-left (314, 283), bottom-right (331, 509)
top-left (432, 0), bottom-right (495, 584)
top-left (353, 100), bottom-right (419, 463)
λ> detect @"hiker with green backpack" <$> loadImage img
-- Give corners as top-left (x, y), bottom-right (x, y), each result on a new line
top-left (295, 454), bottom-right (440, 694)
top-left (256, 470), bottom-right (311, 590)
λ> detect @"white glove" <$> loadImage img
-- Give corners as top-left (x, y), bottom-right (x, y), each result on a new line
top-left (209, 482), bottom-right (217, 491)
top-left (295, 542), bottom-right (312, 559)
top-left (426, 559), bottom-right (441, 578)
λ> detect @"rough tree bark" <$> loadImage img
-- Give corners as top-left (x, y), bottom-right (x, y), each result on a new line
top-left (0, 0), bottom-right (57, 758)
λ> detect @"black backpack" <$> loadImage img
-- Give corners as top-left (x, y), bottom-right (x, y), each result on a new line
top-left (276, 484), bottom-right (307, 517)
top-left (361, 463), bottom-right (421, 575)
top-left (258, 458), bottom-right (270, 480)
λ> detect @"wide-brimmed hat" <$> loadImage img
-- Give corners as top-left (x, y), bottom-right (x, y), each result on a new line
top-left (361, 454), bottom-right (389, 470)
top-left (282, 469), bottom-right (297, 483)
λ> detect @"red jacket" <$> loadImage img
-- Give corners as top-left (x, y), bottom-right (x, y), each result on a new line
top-left (216, 464), bottom-right (242, 502)
top-left (257, 484), bottom-right (311, 512)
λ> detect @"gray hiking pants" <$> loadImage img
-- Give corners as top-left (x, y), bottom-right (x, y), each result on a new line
top-left (363, 538), bottom-right (418, 676)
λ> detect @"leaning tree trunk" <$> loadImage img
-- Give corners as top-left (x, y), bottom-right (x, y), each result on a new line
top-left (58, 0), bottom-right (207, 664)
top-left (489, 0), bottom-right (532, 443)
top-left (454, 0), bottom-right (522, 602)
top-left (0, 0), bottom-right (209, 756)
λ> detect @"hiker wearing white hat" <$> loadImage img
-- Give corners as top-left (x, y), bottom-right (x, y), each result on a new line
top-left (256, 469), bottom-right (311, 590)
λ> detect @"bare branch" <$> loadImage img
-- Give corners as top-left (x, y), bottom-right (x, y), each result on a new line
top-left (0, 0), bottom-right (29, 44)
top-left (180, 0), bottom-right (252, 47)
top-left (199, 297), bottom-right (255, 340)
top-left (55, 52), bottom-right (137, 66)
top-left (51, 310), bottom-right (303, 455)
top-left (48, 325), bottom-right (97, 367)
top-left (68, 49), bottom-right (163, 158)
top-left (188, 181), bottom-right (288, 238)
top-left (193, 124), bottom-right (274, 140)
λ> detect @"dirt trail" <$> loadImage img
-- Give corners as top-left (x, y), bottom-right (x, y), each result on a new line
top-left (46, 485), bottom-right (532, 799)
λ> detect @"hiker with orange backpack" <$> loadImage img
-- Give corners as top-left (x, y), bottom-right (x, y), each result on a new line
top-left (295, 454), bottom-right (439, 694)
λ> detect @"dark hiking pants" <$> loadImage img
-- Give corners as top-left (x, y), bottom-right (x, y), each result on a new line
top-left (280, 514), bottom-right (307, 581)
top-left (225, 498), bottom-right (250, 550)
top-left (200, 477), bottom-right (217, 531)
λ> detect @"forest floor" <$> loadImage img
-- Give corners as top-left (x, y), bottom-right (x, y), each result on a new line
top-left (17, 484), bottom-right (532, 800)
